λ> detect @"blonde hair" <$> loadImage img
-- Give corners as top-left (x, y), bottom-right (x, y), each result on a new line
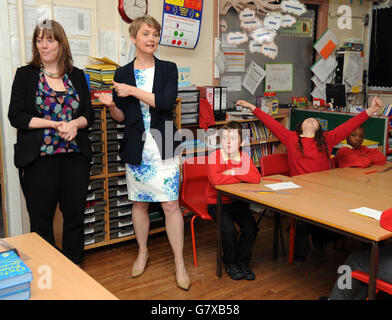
top-left (128, 14), bottom-right (161, 39)
top-left (30, 19), bottom-right (73, 75)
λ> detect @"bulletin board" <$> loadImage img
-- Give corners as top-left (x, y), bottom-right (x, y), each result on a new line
top-left (219, 6), bottom-right (317, 109)
top-left (290, 109), bottom-right (388, 154)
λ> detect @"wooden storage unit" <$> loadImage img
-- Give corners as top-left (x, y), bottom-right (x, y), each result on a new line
top-left (84, 103), bottom-right (166, 250)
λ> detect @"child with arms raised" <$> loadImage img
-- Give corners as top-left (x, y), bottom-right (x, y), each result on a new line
top-left (207, 121), bottom-right (261, 280)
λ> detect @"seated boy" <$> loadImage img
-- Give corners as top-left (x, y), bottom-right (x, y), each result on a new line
top-left (335, 125), bottom-right (386, 168)
top-left (206, 121), bottom-right (261, 281)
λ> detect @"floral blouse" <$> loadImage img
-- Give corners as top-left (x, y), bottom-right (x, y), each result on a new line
top-left (35, 70), bottom-right (80, 156)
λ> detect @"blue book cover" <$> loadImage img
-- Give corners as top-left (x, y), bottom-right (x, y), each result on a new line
top-left (0, 250), bottom-right (33, 290)
top-left (1, 288), bottom-right (30, 300)
top-left (0, 282), bottom-right (30, 300)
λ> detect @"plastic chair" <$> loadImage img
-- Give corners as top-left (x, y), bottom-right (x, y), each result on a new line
top-left (180, 156), bottom-right (213, 267)
top-left (258, 153), bottom-right (293, 261)
top-left (352, 270), bottom-right (392, 298)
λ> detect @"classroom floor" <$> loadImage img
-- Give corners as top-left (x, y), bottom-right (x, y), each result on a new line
top-left (81, 213), bottom-right (374, 300)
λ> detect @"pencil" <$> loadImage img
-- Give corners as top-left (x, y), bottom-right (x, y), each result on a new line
top-left (364, 170), bottom-right (378, 175)
top-left (262, 178), bottom-right (283, 182)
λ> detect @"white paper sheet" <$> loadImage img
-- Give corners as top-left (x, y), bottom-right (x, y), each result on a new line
top-left (313, 29), bottom-right (338, 58)
top-left (8, 5), bottom-right (19, 35)
top-left (265, 182), bottom-right (302, 190)
top-left (223, 49), bottom-right (245, 72)
top-left (54, 6), bottom-right (91, 36)
top-left (242, 60), bottom-right (266, 95)
top-left (311, 56), bottom-right (337, 83)
top-left (349, 207), bottom-right (382, 221)
top-left (221, 76), bottom-right (242, 92)
top-left (23, 6), bottom-right (51, 37)
top-left (97, 30), bottom-right (118, 64)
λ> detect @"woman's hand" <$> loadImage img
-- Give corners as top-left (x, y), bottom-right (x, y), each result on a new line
top-left (57, 121), bottom-right (78, 141)
top-left (96, 92), bottom-right (115, 109)
top-left (236, 100), bottom-right (256, 112)
top-left (366, 96), bottom-right (382, 116)
top-left (113, 81), bottom-right (134, 98)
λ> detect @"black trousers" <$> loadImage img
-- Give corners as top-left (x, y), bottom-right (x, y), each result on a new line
top-left (208, 201), bottom-right (259, 267)
top-left (19, 153), bottom-right (90, 264)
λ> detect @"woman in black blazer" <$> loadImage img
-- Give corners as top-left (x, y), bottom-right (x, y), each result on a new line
top-left (8, 20), bottom-right (94, 264)
top-left (97, 15), bottom-right (190, 290)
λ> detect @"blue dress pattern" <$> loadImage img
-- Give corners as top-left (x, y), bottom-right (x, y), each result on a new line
top-left (125, 67), bottom-right (180, 202)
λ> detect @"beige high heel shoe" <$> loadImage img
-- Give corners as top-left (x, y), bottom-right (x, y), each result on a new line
top-left (131, 254), bottom-right (149, 278)
top-left (175, 267), bottom-right (191, 291)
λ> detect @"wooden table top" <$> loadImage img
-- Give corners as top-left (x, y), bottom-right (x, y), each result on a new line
top-left (2, 233), bottom-right (118, 300)
top-left (215, 164), bottom-right (392, 242)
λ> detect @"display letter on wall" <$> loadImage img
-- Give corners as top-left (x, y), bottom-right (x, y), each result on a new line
top-left (160, 0), bottom-right (203, 50)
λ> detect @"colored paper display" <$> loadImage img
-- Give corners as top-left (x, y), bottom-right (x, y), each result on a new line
top-left (160, 0), bottom-right (203, 50)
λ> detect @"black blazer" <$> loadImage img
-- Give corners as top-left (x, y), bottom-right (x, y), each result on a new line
top-left (8, 65), bottom-right (95, 168)
top-left (113, 57), bottom-right (181, 165)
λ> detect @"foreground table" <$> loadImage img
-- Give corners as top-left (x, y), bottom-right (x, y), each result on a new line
top-left (215, 164), bottom-right (392, 300)
top-left (1, 232), bottom-right (118, 300)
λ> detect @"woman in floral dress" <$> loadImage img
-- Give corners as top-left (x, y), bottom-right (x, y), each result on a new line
top-left (97, 15), bottom-right (190, 290)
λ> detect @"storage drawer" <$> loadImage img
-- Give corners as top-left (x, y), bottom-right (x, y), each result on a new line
top-left (107, 141), bottom-right (121, 152)
top-left (91, 142), bottom-right (104, 153)
top-left (89, 130), bottom-right (103, 142)
top-left (109, 196), bottom-right (132, 208)
top-left (109, 205), bottom-right (132, 219)
top-left (108, 162), bottom-right (125, 173)
top-left (87, 179), bottom-right (104, 192)
top-left (84, 231), bottom-right (105, 246)
top-left (107, 130), bottom-right (124, 141)
top-left (90, 164), bottom-right (103, 176)
top-left (108, 186), bottom-right (128, 198)
top-left (107, 119), bottom-right (125, 129)
top-left (89, 119), bottom-right (102, 131)
top-left (110, 226), bottom-right (134, 239)
top-left (86, 188), bottom-right (104, 201)
top-left (84, 200), bottom-right (106, 215)
top-left (110, 216), bottom-right (133, 229)
top-left (107, 152), bottom-right (122, 163)
top-left (108, 176), bottom-right (127, 187)
top-left (84, 211), bottom-right (105, 224)
top-left (90, 153), bottom-right (103, 165)
top-left (84, 220), bottom-right (106, 235)
top-left (94, 109), bottom-right (102, 120)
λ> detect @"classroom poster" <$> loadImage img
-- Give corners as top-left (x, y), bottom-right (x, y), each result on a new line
top-left (160, 0), bottom-right (203, 50)
top-left (278, 17), bottom-right (313, 37)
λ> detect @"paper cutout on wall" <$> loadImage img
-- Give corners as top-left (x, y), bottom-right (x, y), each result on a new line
top-left (239, 7), bottom-right (257, 21)
top-left (226, 32), bottom-right (249, 45)
top-left (240, 17), bottom-right (260, 31)
top-left (281, 0), bottom-right (307, 16)
top-left (251, 27), bottom-right (277, 44)
top-left (264, 12), bottom-right (282, 30)
top-left (261, 42), bottom-right (278, 59)
top-left (249, 40), bottom-right (263, 53)
top-left (281, 14), bottom-right (296, 27)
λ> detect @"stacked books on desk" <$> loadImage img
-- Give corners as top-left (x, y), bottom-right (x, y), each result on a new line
top-left (85, 56), bottom-right (119, 102)
top-left (0, 249), bottom-right (32, 300)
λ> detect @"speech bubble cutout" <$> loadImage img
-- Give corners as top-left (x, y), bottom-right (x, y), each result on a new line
top-left (239, 7), bottom-right (257, 21)
top-left (264, 13), bottom-right (282, 30)
top-left (251, 27), bottom-right (277, 44)
top-left (261, 42), bottom-right (278, 59)
top-left (249, 40), bottom-right (263, 53)
top-left (281, 0), bottom-right (307, 16)
top-left (281, 14), bottom-right (296, 27)
top-left (220, 18), bottom-right (228, 33)
top-left (226, 32), bottom-right (249, 45)
top-left (241, 17), bottom-right (260, 31)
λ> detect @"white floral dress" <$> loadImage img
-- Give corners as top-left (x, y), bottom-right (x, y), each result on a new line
top-left (125, 67), bottom-right (180, 202)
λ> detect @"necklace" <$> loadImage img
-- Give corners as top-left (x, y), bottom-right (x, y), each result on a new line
top-left (41, 67), bottom-right (62, 78)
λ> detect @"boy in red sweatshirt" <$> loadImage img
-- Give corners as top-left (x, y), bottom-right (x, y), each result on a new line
top-left (207, 121), bottom-right (261, 280)
top-left (335, 125), bottom-right (386, 168)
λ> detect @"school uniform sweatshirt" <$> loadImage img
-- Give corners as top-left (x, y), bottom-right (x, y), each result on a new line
top-left (207, 149), bottom-right (261, 204)
top-left (252, 108), bottom-right (370, 176)
top-left (335, 145), bottom-right (386, 168)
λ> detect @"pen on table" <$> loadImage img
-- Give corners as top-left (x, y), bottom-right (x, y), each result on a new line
top-left (364, 170), bottom-right (378, 175)
top-left (262, 178), bottom-right (283, 182)
top-left (240, 189), bottom-right (290, 194)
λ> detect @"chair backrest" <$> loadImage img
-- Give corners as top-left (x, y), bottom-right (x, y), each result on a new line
top-left (331, 155), bottom-right (338, 169)
top-left (260, 153), bottom-right (289, 177)
top-left (180, 156), bottom-right (212, 220)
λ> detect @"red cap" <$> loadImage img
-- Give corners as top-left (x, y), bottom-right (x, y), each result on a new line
top-left (380, 208), bottom-right (392, 231)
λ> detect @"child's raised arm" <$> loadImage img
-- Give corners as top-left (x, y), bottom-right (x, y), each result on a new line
top-left (236, 100), bottom-right (291, 145)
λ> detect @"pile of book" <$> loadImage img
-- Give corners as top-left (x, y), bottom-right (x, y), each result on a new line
top-left (0, 249), bottom-right (32, 300)
top-left (85, 56), bottom-right (119, 102)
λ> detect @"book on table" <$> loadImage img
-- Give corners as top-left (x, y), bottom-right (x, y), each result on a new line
top-left (0, 249), bottom-right (33, 300)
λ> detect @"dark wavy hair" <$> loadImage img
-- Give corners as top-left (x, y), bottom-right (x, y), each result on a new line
top-left (295, 119), bottom-right (329, 161)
